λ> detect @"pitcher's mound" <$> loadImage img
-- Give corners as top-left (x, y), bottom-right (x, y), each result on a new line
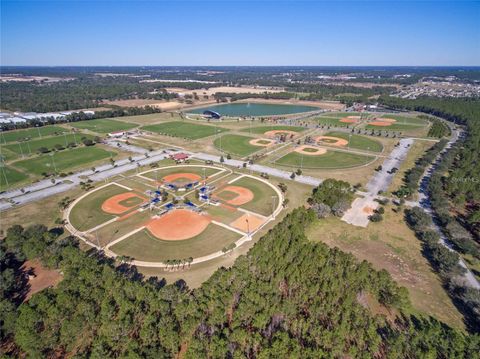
top-left (294, 145), bottom-right (327, 155)
top-left (146, 209), bottom-right (211, 241)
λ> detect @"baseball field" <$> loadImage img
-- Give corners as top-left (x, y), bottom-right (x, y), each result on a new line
top-left (65, 164), bottom-right (282, 266)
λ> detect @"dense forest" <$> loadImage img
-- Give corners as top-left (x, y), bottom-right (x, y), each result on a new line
top-left (379, 96), bottom-right (480, 238)
top-left (2, 205), bottom-right (480, 357)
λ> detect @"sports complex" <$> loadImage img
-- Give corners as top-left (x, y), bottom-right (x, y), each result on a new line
top-left (64, 164), bottom-right (283, 267)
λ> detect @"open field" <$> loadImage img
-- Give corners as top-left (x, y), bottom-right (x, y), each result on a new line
top-left (70, 118), bottom-right (138, 133)
top-left (0, 166), bottom-right (29, 190)
top-left (306, 206), bottom-right (465, 330)
top-left (13, 146), bottom-right (116, 175)
top-left (275, 149), bottom-right (375, 169)
top-left (213, 134), bottom-right (261, 157)
top-left (324, 131), bottom-right (383, 152)
top-left (69, 184), bottom-right (131, 231)
top-left (112, 113), bottom-right (181, 125)
top-left (2, 133), bottom-right (95, 156)
top-left (111, 224), bottom-right (241, 261)
top-left (0, 125), bottom-right (68, 143)
top-left (142, 121), bottom-right (228, 140)
top-left (239, 125), bottom-right (305, 135)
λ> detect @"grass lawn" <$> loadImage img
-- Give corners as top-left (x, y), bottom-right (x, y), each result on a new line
top-left (213, 134), bottom-right (261, 157)
top-left (69, 184), bottom-right (130, 231)
top-left (305, 207), bottom-right (465, 330)
top-left (276, 150), bottom-right (374, 169)
top-left (111, 224), bottom-right (241, 261)
top-left (142, 121), bottom-right (228, 140)
top-left (13, 146), bottom-right (116, 175)
top-left (321, 112), bottom-right (363, 118)
top-left (240, 125), bottom-right (305, 135)
top-left (70, 118), bottom-right (137, 133)
top-left (229, 176), bottom-right (279, 216)
top-left (0, 126), bottom-right (68, 143)
top-left (141, 166), bottom-right (222, 182)
top-left (325, 131), bottom-right (383, 152)
top-left (0, 166), bottom-right (29, 191)
top-left (377, 115), bottom-right (427, 126)
top-left (2, 133), bottom-right (95, 156)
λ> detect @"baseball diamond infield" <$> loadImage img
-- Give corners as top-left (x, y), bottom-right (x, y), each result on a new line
top-left (146, 209), bottom-right (211, 241)
top-left (294, 145), bottom-right (327, 155)
top-left (101, 192), bottom-right (147, 214)
top-left (162, 172), bottom-right (202, 185)
top-left (369, 118), bottom-right (397, 126)
top-left (340, 116), bottom-right (361, 123)
top-left (315, 136), bottom-right (349, 147)
top-left (215, 185), bottom-right (254, 206)
top-left (249, 138), bottom-right (275, 147)
top-left (264, 130), bottom-right (299, 138)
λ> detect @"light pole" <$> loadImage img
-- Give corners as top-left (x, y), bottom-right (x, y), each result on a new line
top-left (64, 133), bottom-right (68, 147)
top-left (72, 130), bottom-right (77, 145)
top-left (0, 157), bottom-right (8, 188)
top-left (18, 141), bottom-right (24, 158)
top-left (50, 152), bottom-right (57, 173)
top-left (36, 125), bottom-right (41, 138)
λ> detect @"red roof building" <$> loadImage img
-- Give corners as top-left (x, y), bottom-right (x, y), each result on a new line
top-left (171, 153), bottom-right (189, 161)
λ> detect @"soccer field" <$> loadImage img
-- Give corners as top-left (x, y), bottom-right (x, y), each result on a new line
top-left (213, 134), bottom-right (262, 157)
top-left (13, 146), bottom-right (116, 175)
top-left (0, 126), bottom-right (68, 143)
top-left (142, 121), bottom-right (228, 139)
top-left (70, 118), bottom-right (138, 133)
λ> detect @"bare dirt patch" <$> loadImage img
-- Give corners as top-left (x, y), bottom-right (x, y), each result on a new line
top-left (22, 259), bottom-right (62, 302)
top-left (102, 192), bottom-right (147, 215)
top-left (230, 213), bottom-right (265, 232)
top-left (215, 185), bottom-right (254, 206)
top-left (294, 145), bottom-right (327, 156)
top-left (146, 209), bottom-right (211, 240)
top-left (162, 172), bottom-right (202, 185)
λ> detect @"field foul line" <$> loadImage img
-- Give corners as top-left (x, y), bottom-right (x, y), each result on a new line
top-left (85, 217), bottom-right (119, 234)
top-left (211, 220), bottom-right (246, 236)
top-left (114, 182), bottom-right (134, 191)
top-left (227, 174), bottom-right (245, 184)
top-left (136, 174), bottom-right (155, 182)
top-left (105, 226), bottom-right (146, 250)
top-left (237, 207), bottom-right (269, 220)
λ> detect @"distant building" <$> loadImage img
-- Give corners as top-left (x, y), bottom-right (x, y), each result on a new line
top-left (170, 153), bottom-right (189, 162)
top-left (203, 110), bottom-right (221, 119)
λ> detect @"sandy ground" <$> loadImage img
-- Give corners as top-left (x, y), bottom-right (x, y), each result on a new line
top-left (340, 116), bottom-right (361, 123)
top-left (230, 213), bottom-right (265, 232)
top-left (22, 259), bottom-right (63, 301)
top-left (146, 209), bottom-right (211, 240)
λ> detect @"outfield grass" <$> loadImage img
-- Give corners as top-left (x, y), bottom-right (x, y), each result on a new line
top-left (70, 118), bottom-right (138, 133)
top-left (229, 176), bottom-right (278, 216)
top-left (69, 184), bottom-right (130, 231)
top-left (111, 224), bottom-right (241, 261)
top-left (213, 134), bottom-right (262, 157)
top-left (0, 166), bottom-right (29, 190)
top-left (275, 150), bottom-right (374, 169)
top-left (365, 123), bottom-right (425, 131)
top-left (2, 133), bottom-right (95, 156)
top-left (321, 112), bottom-right (363, 118)
top-left (377, 115), bottom-right (427, 126)
top-left (0, 126), bottom-right (68, 143)
top-left (240, 125), bottom-right (305, 135)
top-left (325, 131), bottom-right (383, 152)
top-left (13, 146), bottom-right (116, 175)
top-left (142, 121), bottom-right (228, 140)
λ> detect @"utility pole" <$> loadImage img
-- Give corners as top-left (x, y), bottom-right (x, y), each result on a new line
top-left (0, 157), bottom-right (9, 187)
top-left (36, 125), bottom-right (41, 138)
top-left (50, 152), bottom-right (57, 173)
top-left (18, 142), bottom-right (24, 158)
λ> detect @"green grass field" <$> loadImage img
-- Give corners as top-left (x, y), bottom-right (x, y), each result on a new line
top-left (316, 117), bottom-right (351, 127)
top-left (324, 131), bottom-right (383, 152)
top-left (69, 184), bottom-right (130, 231)
top-left (321, 112), bottom-right (363, 118)
top-left (13, 146), bottom-right (116, 175)
top-left (70, 119), bottom-right (138, 133)
top-left (376, 115), bottom-right (427, 125)
top-left (240, 125), bottom-right (305, 135)
top-left (0, 166), bottom-right (29, 191)
top-left (214, 134), bottom-right (262, 157)
top-left (111, 224), bottom-right (241, 261)
top-left (0, 126), bottom-right (68, 143)
top-left (276, 150), bottom-right (375, 169)
top-left (228, 176), bottom-right (278, 216)
top-left (142, 121), bottom-right (228, 140)
top-left (2, 133), bottom-right (95, 156)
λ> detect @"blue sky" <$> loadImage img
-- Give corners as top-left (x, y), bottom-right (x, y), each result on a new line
top-left (1, 1), bottom-right (479, 66)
